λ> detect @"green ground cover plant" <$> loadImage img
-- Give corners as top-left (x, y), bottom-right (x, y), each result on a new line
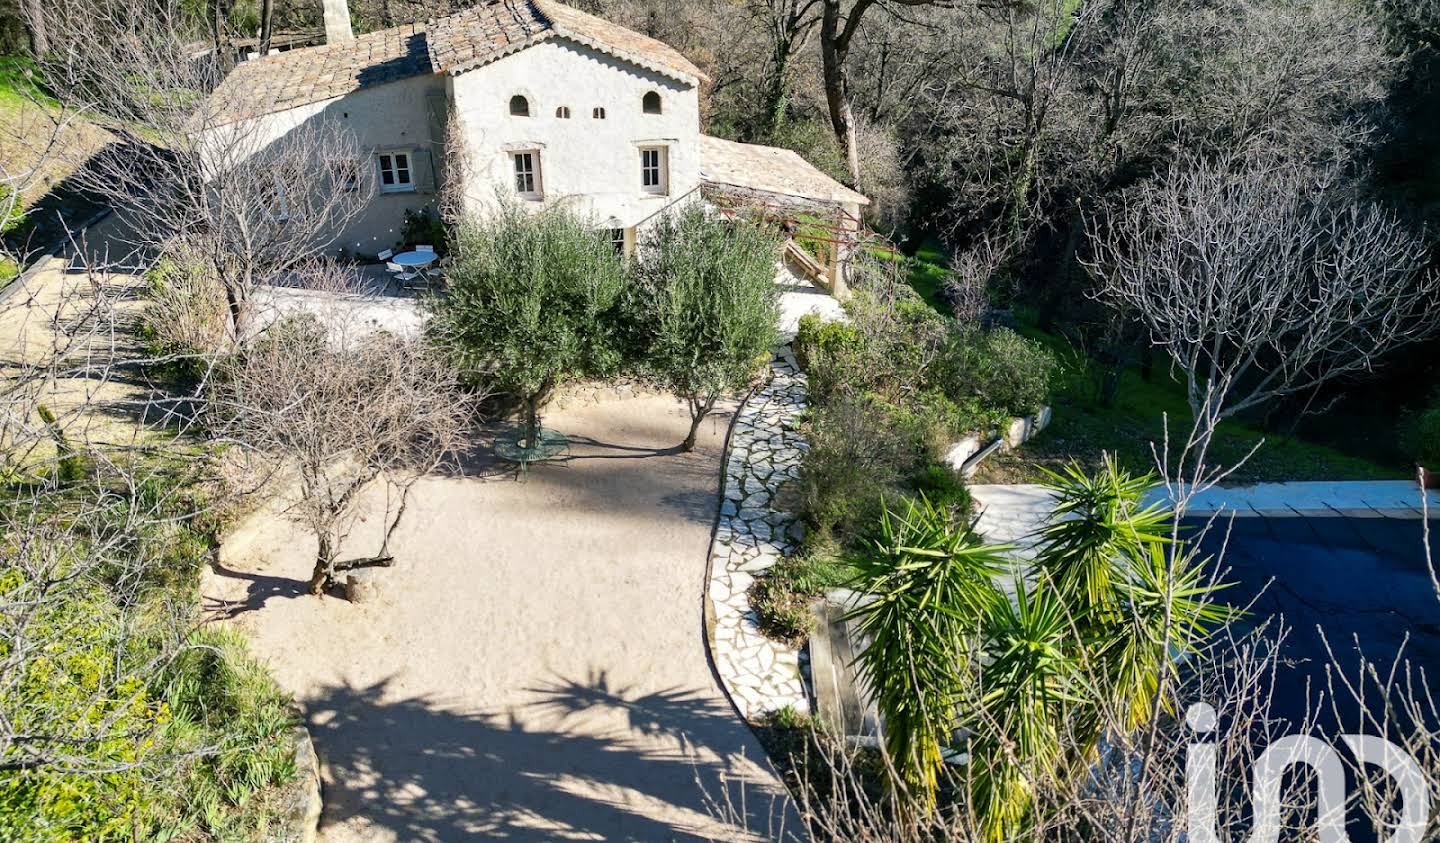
top-left (752, 264), bottom-right (1058, 641)
top-left (1, 459), bottom-right (301, 841)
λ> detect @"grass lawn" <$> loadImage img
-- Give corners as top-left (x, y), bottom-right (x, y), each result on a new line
top-left (0, 56), bottom-right (57, 111)
top-left (902, 235), bottom-right (951, 311)
top-left (897, 239), bottom-right (1407, 485)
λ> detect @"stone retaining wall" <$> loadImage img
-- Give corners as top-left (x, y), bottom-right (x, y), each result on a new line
top-left (705, 351), bottom-right (812, 721)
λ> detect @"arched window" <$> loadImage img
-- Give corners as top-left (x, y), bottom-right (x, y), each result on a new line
top-left (509, 95), bottom-right (530, 117)
top-left (592, 106), bottom-right (607, 119)
top-left (556, 106), bottom-right (571, 118)
top-left (642, 91), bottom-right (661, 114)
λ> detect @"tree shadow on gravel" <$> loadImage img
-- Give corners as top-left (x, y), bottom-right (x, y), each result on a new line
top-left (303, 673), bottom-right (798, 842)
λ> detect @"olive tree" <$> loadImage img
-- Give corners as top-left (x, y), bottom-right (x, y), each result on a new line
top-left (630, 206), bottom-right (780, 452)
top-left (429, 204), bottom-right (627, 448)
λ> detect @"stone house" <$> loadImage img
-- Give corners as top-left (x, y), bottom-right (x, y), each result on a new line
top-left (207, 0), bottom-right (868, 291)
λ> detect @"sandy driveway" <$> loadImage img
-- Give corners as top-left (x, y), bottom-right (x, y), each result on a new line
top-left (207, 393), bottom-right (799, 842)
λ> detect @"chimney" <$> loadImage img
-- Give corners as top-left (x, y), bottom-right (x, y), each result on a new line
top-left (323, 0), bottom-right (354, 43)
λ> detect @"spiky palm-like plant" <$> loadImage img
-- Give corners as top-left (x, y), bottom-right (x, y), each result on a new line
top-left (1102, 539), bottom-right (1238, 730)
top-left (968, 578), bottom-right (1091, 843)
top-left (844, 495), bottom-right (1009, 813)
top-left (1033, 456), bottom-right (1171, 614)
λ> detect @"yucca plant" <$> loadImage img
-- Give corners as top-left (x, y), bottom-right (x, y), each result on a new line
top-left (843, 495), bottom-right (1010, 813)
top-left (1033, 455), bottom-right (1171, 616)
top-left (968, 577), bottom-right (1092, 843)
top-left (1100, 538), bottom-right (1238, 730)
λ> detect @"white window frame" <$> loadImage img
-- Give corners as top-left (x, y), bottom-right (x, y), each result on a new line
top-left (377, 150), bottom-right (415, 193)
top-left (639, 146), bottom-right (668, 196)
top-left (511, 150), bottom-right (542, 200)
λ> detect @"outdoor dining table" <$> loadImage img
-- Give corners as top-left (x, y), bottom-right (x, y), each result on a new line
top-left (390, 251), bottom-right (437, 269)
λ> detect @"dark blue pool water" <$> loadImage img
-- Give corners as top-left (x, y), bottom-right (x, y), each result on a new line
top-left (1192, 515), bottom-right (1440, 733)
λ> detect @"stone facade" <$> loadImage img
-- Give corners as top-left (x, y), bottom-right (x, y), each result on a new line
top-left (706, 351), bottom-right (812, 721)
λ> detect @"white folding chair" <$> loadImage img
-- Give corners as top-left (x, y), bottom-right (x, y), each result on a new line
top-left (386, 261), bottom-right (419, 287)
top-left (416, 244), bottom-right (435, 253)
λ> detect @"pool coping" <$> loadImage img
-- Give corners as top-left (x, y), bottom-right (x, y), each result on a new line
top-left (969, 481), bottom-right (1438, 549)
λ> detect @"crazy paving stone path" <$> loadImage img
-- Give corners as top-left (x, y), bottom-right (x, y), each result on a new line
top-left (707, 351), bottom-right (812, 721)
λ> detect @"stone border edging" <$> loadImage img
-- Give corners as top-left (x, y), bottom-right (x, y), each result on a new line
top-left (704, 350), bottom-right (812, 721)
top-left (286, 717), bottom-right (323, 842)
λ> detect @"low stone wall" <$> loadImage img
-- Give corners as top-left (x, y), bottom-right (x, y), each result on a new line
top-left (943, 405), bottom-right (1052, 476)
top-left (705, 351), bottom-right (812, 721)
top-left (283, 719), bottom-right (324, 842)
top-left (550, 378), bottom-right (665, 410)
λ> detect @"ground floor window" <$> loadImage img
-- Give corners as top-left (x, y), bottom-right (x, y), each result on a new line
top-left (267, 178), bottom-right (289, 221)
top-left (609, 227), bottom-right (633, 257)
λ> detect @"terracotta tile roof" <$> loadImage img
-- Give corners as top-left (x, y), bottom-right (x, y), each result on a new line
top-left (531, 0), bottom-right (708, 84)
top-left (210, 23), bottom-right (431, 124)
top-left (207, 2), bottom-right (707, 126)
top-left (427, 0), bottom-right (707, 84)
top-left (424, 1), bottom-right (549, 75)
top-left (700, 135), bottom-right (870, 207)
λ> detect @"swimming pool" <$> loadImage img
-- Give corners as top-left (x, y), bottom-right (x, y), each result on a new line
top-left (1192, 514), bottom-right (1440, 733)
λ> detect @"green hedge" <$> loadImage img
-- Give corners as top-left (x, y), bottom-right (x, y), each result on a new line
top-left (1412, 401), bottom-right (1440, 467)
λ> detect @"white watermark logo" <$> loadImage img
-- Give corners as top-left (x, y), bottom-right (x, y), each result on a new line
top-left (1186, 703), bottom-right (1431, 843)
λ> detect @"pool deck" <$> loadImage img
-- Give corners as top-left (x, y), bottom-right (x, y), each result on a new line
top-left (970, 481), bottom-right (1440, 549)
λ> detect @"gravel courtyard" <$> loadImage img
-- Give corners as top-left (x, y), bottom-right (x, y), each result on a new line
top-left (206, 393), bottom-right (798, 842)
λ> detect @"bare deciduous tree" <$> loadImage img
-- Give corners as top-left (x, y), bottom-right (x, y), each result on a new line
top-left (819, 0), bottom-right (957, 186)
top-left (747, 0), bottom-right (822, 134)
top-left (211, 267), bottom-right (474, 595)
top-left (34, 0), bottom-right (370, 346)
top-left (1088, 153), bottom-right (1440, 489)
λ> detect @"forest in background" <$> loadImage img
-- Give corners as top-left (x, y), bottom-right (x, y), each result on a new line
top-left (2, 0), bottom-right (1438, 471)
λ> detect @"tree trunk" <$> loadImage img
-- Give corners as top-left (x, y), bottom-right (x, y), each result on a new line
top-left (523, 378), bottom-right (555, 448)
top-left (23, 0), bottom-right (47, 58)
top-left (523, 394), bottom-right (540, 449)
top-left (1038, 207), bottom-right (1085, 332)
top-left (820, 0), bottom-right (862, 187)
top-left (308, 533), bottom-right (333, 595)
top-left (212, 0), bottom-right (234, 74)
top-left (258, 0), bottom-right (275, 56)
top-left (223, 265), bottom-right (251, 346)
top-left (681, 393), bottom-right (718, 453)
top-left (764, 48), bottom-right (794, 136)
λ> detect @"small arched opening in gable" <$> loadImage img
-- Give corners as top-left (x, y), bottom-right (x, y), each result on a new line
top-left (642, 91), bottom-right (662, 114)
top-left (509, 95), bottom-right (531, 117)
